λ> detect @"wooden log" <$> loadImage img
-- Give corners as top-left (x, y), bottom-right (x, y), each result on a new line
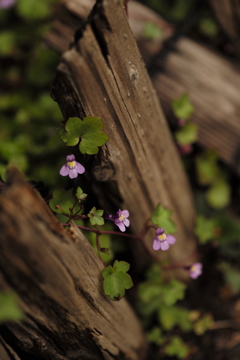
top-left (45, 0), bottom-right (174, 65)
top-left (51, 0), bottom-right (197, 270)
top-left (209, 0), bottom-right (240, 57)
top-left (0, 168), bottom-right (147, 360)
top-left (152, 38), bottom-right (240, 173)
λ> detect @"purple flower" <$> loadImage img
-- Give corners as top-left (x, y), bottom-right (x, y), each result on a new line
top-left (60, 154), bottom-right (85, 179)
top-left (188, 263), bottom-right (203, 279)
top-left (108, 209), bottom-right (130, 232)
top-left (0, 0), bottom-right (16, 8)
top-left (153, 228), bottom-right (176, 251)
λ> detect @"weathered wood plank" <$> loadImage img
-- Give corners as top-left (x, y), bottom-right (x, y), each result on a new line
top-left (51, 0), bottom-right (197, 270)
top-left (209, 0), bottom-right (240, 57)
top-left (0, 168), bottom-right (147, 360)
top-left (45, 0), bottom-right (174, 65)
top-left (153, 38), bottom-right (240, 173)
top-left (0, 336), bottom-right (21, 360)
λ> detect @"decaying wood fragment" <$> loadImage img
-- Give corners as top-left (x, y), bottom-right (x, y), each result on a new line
top-left (0, 168), bottom-right (147, 360)
top-left (209, 0), bottom-right (240, 57)
top-left (153, 38), bottom-right (240, 173)
top-left (51, 0), bottom-right (197, 269)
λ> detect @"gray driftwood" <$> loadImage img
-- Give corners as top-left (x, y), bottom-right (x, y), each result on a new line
top-left (47, 0), bottom-right (240, 174)
top-left (0, 168), bottom-right (147, 360)
top-left (51, 0), bottom-right (197, 269)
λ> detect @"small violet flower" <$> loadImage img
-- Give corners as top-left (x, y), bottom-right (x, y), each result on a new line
top-left (153, 228), bottom-right (176, 251)
top-left (60, 154), bottom-right (85, 179)
top-left (188, 262), bottom-right (203, 279)
top-left (0, 0), bottom-right (16, 8)
top-left (108, 209), bottom-right (130, 232)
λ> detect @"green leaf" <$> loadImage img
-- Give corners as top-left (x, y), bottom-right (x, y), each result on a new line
top-left (206, 180), bottom-right (230, 209)
top-left (49, 187), bottom-right (81, 215)
top-left (0, 31), bottom-right (16, 56)
top-left (218, 262), bottom-right (240, 294)
top-left (100, 248), bottom-right (110, 255)
top-left (16, 0), bottom-right (52, 20)
top-left (195, 215), bottom-right (217, 244)
top-left (158, 305), bottom-right (177, 330)
top-left (158, 305), bottom-right (192, 331)
top-left (143, 22), bottom-right (162, 39)
top-left (164, 336), bottom-right (189, 359)
top-left (113, 260), bottom-right (130, 273)
top-left (193, 314), bottom-right (214, 335)
top-left (0, 292), bottom-right (23, 323)
top-left (60, 117), bottom-right (109, 155)
top-left (196, 150), bottom-right (220, 185)
top-left (162, 279), bottom-right (186, 306)
top-left (151, 204), bottom-right (176, 234)
top-left (146, 327), bottom-right (165, 345)
top-left (88, 207), bottom-right (104, 226)
top-left (102, 260), bottom-right (133, 300)
top-left (76, 187), bottom-right (88, 202)
top-left (199, 17), bottom-right (219, 37)
top-left (172, 93), bottom-right (195, 120)
top-left (80, 132), bottom-right (109, 155)
top-left (175, 122), bottom-right (198, 145)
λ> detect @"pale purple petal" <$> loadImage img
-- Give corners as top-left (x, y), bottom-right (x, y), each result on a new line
top-left (160, 240), bottom-right (170, 251)
top-left (75, 162), bottom-right (85, 174)
top-left (60, 165), bottom-right (69, 176)
top-left (153, 239), bottom-right (161, 250)
top-left (0, 0), bottom-right (15, 8)
top-left (124, 218), bottom-right (130, 227)
top-left (69, 168), bottom-right (78, 179)
top-left (121, 210), bottom-right (129, 218)
top-left (156, 228), bottom-right (164, 236)
top-left (115, 221), bottom-right (126, 232)
top-left (166, 234), bottom-right (176, 245)
top-left (66, 154), bottom-right (75, 162)
top-left (189, 263), bottom-right (203, 279)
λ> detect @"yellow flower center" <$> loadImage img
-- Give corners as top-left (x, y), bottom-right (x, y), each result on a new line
top-left (190, 265), bottom-right (197, 272)
top-left (119, 214), bottom-right (125, 221)
top-left (158, 234), bottom-right (166, 241)
top-left (67, 161), bottom-right (76, 169)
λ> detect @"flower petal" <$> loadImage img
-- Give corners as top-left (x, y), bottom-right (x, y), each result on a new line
top-left (66, 154), bottom-right (75, 162)
top-left (153, 239), bottom-right (161, 250)
top-left (160, 240), bottom-right (170, 251)
top-left (156, 228), bottom-right (164, 236)
top-left (69, 168), bottom-right (78, 179)
top-left (121, 210), bottom-right (129, 218)
top-left (60, 165), bottom-right (69, 176)
top-left (124, 218), bottom-right (130, 227)
top-left (116, 221), bottom-right (126, 232)
top-left (166, 234), bottom-right (176, 245)
top-left (75, 162), bottom-right (85, 174)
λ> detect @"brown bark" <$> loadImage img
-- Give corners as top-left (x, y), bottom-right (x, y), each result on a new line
top-left (51, 0), bottom-right (197, 271)
top-left (209, 0), bottom-right (240, 57)
top-left (0, 168), bottom-right (147, 360)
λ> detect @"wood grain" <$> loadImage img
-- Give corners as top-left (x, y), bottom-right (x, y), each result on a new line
top-left (153, 38), bottom-right (240, 173)
top-left (0, 168), bottom-right (147, 360)
top-left (209, 0), bottom-right (240, 57)
top-left (51, 0), bottom-right (197, 270)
